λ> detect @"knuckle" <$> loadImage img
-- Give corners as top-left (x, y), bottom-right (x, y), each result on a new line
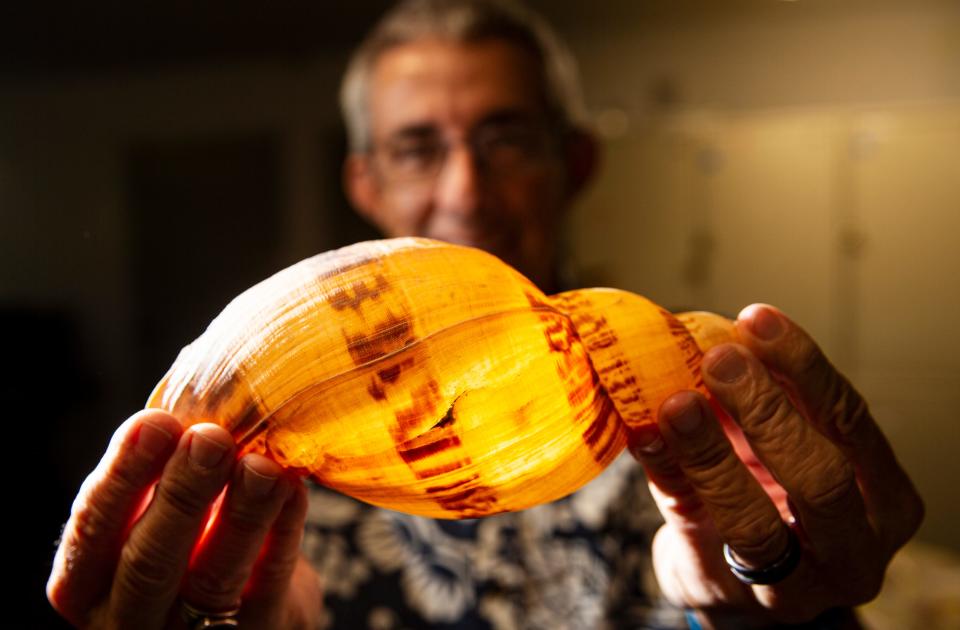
top-left (682, 437), bottom-right (735, 476)
top-left (799, 463), bottom-right (859, 515)
top-left (254, 552), bottom-right (298, 587)
top-left (111, 439), bottom-right (165, 486)
top-left (154, 475), bottom-right (216, 521)
top-left (70, 492), bottom-right (123, 549)
top-left (725, 514), bottom-right (787, 561)
top-left (222, 501), bottom-right (273, 537)
top-left (826, 381), bottom-right (871, 440)
top-left (682, 448), bottom-right (754, 514)
top-left (118, 537), bottom-right (179, 596)
top-left (742, 385), bottom-right (792, 430)
top-left (792, 338), bottom-right (827, 381)
top-left (189, 568), bottom-right (246, 604)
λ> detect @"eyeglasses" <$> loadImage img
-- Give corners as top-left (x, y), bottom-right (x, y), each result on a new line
top-left (370, 121), bottom-right (558, 184)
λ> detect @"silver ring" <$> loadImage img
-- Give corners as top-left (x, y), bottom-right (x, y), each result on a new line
top-left (180, 600), bottom-right (241, 629)
top-left (723, 527), bottom-right (802, 585)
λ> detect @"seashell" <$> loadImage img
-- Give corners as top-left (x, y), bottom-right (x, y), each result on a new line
top-left (147, 238), bottom-right (736, 519)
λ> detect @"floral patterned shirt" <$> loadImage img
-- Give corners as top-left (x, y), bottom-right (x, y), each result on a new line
top-left (303, 453), bottom-right (688, 629)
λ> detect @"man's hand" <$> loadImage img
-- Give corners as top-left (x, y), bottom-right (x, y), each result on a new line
top-left (47, 409), bottom-right (323, 629)
top-left (630, 304), bottom-right (923, 627)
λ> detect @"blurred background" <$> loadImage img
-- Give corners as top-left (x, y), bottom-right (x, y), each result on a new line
top-left (4, 1), bottom-right (958, 627)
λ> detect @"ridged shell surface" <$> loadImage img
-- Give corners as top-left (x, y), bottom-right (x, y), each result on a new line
top-left (148, 237), bottom-right (734, 518)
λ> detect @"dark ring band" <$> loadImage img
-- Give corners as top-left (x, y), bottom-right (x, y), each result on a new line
top-left (180, 600), bottom-right (241, 629)
top-left (723, 527), bottom-right (802, 585)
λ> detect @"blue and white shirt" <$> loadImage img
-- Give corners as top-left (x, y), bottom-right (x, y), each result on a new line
top-left (303, 453), bottom-right (688, 629)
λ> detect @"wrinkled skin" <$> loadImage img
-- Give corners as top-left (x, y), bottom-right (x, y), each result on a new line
top-left (47, 414), bottom-right (322, 628)
top-left (48, 36), bottom-right (921, 629)
top-left (633, 304), bottom-right (923, 627)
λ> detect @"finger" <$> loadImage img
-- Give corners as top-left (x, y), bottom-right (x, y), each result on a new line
top-left (107, 423), bottom-right (236, 628)
top-left (736, 304), bottom-right (924, 551)
top-left (632, 413), bottom-right (762, 606)
top-left (241, 480), bottom-right (317, 627)
top-left (655, 391), bottom-right (791, 571)
top-left (180, 453), bottom-right (294, 613)
top-left (47, 410), bottom-right (182, 627)
top-left (710, 402), bottom-right (792, 521)
top-left (630, 421), bottom-right (712, 526)
top-left (702, 342), bottom-right (882, 597)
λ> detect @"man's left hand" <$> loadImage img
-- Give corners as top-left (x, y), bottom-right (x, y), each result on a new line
top-left (630, 304), bottom-right (923, 627)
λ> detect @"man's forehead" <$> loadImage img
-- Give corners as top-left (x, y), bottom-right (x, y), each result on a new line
top-left (367, 37), bottom-right (548, 139)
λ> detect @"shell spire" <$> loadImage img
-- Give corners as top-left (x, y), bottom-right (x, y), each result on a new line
top-left (147, 237), bottom-right (736, 519)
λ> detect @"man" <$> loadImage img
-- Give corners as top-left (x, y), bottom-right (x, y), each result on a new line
top-left (47, 1), bottom-right (923, 628)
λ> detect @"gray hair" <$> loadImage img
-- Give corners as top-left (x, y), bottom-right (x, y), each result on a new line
top-left (340, 0), bottom-right (588, 153)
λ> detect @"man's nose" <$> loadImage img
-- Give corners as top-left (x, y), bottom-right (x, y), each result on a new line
top-left (434, 143), bottom-right (482, 213)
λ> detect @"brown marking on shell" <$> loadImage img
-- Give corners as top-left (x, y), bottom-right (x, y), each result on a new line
top-left (344, 312), bottom-right (413, 366)
top-left (376, 356), bottom-right (414, 384)
top-left (565, 368), bottom-right (596, 408)
top-left (569, 311), bottom-right (619, 352)
top-left (584, 329), bottom-right (618, 351)
top-left (435, 484), bottom-right (500, 518)
top-left (368, 357), bottom-right (417, 402)
top-left (328, 274), bottom-right (390, 312)
top-left (398, 435), bottom-right (463, 463)
top-left (522, 289), bottom-right (551, 310)
top-left (393, 395), bottom-right (498, 516)
top-left (231, 402), bottom-right (268, 441)
top-left (416, 461), bottom-right (467, 479)
top-left (606, 375), bottom-right (637, 395)
top-left (194, 370), bottom-right (241, 415)
top-left (598, 359), bottom-right (627, 375)
top-left (662, 308), bottom-right (705, 387)
top-left (396, 399), bottom-right (460, 465)
top-left (425, 473), bottom-right (479, 494)
top-left (377, 363), bottom-right (402, 383)
top-left (367, 380), bottom-right (387, 401)
top-left (582, 394), bottom-right (620, 452)
top-left (393, 379), bottom-right (442, 435)
top-left (561, 300), bottom-right (653, 425)
top-left (542, 317), bottom-right (575, 354)
top-left (315, 250), bottom-right (381, 280)
top-left (531, 305), bottom-right (626, 465)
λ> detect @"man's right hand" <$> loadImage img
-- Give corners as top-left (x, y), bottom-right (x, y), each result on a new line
top-left (47, 409), bottom-right (323, 629)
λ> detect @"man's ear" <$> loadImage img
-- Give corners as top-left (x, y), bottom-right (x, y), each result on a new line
top-left (344, 153), bottom-right (384, 225)
top-left (563, 128), bottom-right (600, 200)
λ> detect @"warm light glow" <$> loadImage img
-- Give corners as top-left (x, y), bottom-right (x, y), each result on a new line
top-left (147, 239), bottom-right (736, 519)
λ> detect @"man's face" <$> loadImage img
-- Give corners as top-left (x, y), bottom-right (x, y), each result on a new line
top-left (346, 38), bottom-right (577, 289)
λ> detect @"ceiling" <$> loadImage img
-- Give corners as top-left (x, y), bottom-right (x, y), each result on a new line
top-left (0, 1), bottom-right (394, 77)
top-left (2, 0), bottom-right (945, 78)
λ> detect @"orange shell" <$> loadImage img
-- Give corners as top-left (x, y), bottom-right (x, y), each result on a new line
top-left (147, 238), bottom-right (735, 518)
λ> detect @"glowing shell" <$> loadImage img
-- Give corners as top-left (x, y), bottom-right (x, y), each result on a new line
top-left (147, 238), bottom-right (734, 518)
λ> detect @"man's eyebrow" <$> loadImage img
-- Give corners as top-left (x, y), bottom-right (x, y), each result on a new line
top-left (476, 109), bottom-right (540, 128)
top-left (386, 109), bottom-right (542, 142)
top-left (387, 124), bottom-right (441, 142)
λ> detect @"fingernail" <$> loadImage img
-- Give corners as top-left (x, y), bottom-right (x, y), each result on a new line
top-left (747, 305), bottom-right (783, 340)
top-left (243, 462), bottom-right (279, 498)
top-left (668, 399), bottom-right (703, 434)
top-left (708, 347), bottom-right (746, 383)
top-left (189, 431), bottom-right (228, 468)
top-left (137, 422), bottom-right (173, 456)
top-left (630, 425), bottom-right (665, 456)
